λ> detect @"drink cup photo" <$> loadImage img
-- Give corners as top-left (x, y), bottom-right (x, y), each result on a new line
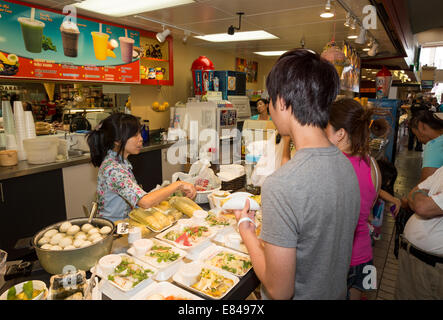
top-left (119, 36), bottom-right (134, 64)
top-left (91, 31), bottom-right (109, 61)
top-left (60, 21), bottom-right (80, 57)
top-left (18, 17), bottom-right (45, 53)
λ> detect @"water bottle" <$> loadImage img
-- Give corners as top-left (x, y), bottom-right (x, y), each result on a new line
top-left (141, 120), bottom-right (150, 143)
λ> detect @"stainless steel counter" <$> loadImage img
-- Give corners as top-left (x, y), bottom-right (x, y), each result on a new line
top-left (0, 141), bottom-right (176, 180)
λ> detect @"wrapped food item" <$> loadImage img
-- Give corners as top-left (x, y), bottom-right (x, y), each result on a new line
top-left (48, 270), bottom-right (87, 300)
top-left (320, 41), bottom-right (348, 77)
top-left (169, 196), bottom-right (203, 218)
top-left (129, 208), bottom-right (173, 232)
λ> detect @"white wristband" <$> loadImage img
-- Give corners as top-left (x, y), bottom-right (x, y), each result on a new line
top-left (237, 217), bottom-right (256, 229)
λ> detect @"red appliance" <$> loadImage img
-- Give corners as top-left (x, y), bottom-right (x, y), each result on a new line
top-left (191, 56), bottom-right (215, 96)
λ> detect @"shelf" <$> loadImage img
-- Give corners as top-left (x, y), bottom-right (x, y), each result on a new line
top-left (141, 57), bottom-right (169, 62)
top-left (140, 78), bottom-right (172, 86)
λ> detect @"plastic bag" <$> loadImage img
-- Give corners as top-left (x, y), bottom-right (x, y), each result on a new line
top-left (251, 131), bottom-right (285, 186)
top-left (171, 159), bottom-right (221, 191)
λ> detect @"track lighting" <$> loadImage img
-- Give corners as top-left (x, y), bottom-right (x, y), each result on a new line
top-left (344, 12), bottom-right (351, 27)
top-left (320, 0), bottom-right (334, 18)
top-left (182, 30), bottom-right (191, 44)
top-left (156, 26), bottom-right (171, 43)
top-left (350, 17), bottom-right (356, 30)
top-left (355, 27), bottom-right (366, 44)
top-left (368, 41), bottom-right (379, 57)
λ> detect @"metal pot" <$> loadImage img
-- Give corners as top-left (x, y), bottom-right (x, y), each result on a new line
top-left (32, 217), bottom-right (115, 275)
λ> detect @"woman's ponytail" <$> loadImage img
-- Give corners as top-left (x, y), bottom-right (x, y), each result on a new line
top-left (329, 98), bottom-right (374, 161)
top-left (87, 121), bottom-right (111, 167)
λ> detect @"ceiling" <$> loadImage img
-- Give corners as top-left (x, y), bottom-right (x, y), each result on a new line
top-left (406, 0), bottom-right (443, 34)
top-left (20, 0), bottom-right (399, 59)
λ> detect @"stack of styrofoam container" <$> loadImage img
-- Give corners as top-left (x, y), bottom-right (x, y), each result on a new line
top-left (24, 111), bottom-right (36, 139)
top-left (13, 101), bottom-right (27, 160)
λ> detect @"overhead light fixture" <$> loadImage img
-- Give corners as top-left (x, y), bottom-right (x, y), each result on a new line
top-left (320, 0), bottom-right (334, 18)
top-left (350, 18), bottom-right (356, 30)
top-left (254, 50), bottom-right (288, 56)
top-left (355, 27), bottom-right (366, 44)
top-left (363, 47), bottom-right (370, 51)
top-left (195, 30), bottom-right (278, 42)
top-left (344, 12), bottom-right (351, 27)
top-left (156, 26), bottom-right (171, 43)
top-left (347, 34), bottom-right (358, 39)
top-left (73, 0), bottom-right (195, 17)
top-left (182, 30), bottom-right (191, 44)
top-left (368, 41), bottom-right (379, 56)
top-left (228, 12), bottom-right (244, 35)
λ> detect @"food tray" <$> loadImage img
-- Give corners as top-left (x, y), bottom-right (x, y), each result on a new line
top-left (130, 281), bottom-right (204, 300)
top-left (91, 254), bottom-right (157, 293)
top-left (205, 208), bottom-right (237, 230)
top-left (127, 239), bottom-right (187, 270)
top-left (155, 222), bottom-right (216, 251)
top-left (198, 244), bottom-right (252, 277)
top-left (145, 221), bottom-right (175, 233)
top-left (213, 229), bottom-right (248, 255)
top-left (172, 262), bottom-right (239, 300)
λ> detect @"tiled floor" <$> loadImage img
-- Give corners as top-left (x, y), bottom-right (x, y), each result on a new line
top-left (365, 136), bottom-right (423, 300)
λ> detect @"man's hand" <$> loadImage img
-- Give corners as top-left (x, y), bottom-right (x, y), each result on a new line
top-left (233, 199), bottom-right (256, 233)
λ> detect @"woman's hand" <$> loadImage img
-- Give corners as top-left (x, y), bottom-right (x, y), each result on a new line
top-left (233, 199), bottom-right (257, 233)
top-left (176, 181), bottom-right (196, 200)
top-left (391, 197), bottom-right (401, 217)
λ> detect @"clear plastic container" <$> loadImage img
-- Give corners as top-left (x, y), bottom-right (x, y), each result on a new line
top-left (23, 137), bottom-right (59, 164)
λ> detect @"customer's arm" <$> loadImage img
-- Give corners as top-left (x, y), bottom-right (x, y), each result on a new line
top-left (407, 186), bottom-right (443, 218)
top-left (379, 189), bottom-right (401, 216)
top-left (420, 167), bottom-right (438, 182)
top-left (234, 200), bottom-right (296, 300)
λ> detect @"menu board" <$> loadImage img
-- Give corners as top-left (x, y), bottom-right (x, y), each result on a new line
top-left (0, 0), bottom-right (140, 83)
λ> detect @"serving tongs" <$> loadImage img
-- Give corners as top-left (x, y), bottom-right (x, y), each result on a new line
top-left (82, 202), bottom-right (98, 223)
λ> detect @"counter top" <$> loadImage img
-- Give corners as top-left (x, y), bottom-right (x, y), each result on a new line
top-left (0, 141), bottom-right (176, 180)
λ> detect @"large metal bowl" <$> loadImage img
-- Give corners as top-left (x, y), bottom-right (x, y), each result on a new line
top-left (32, 217), bottom-right (115, 274)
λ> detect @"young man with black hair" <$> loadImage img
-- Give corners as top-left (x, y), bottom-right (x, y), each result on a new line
top-left (234, 49), bottom-right (360, 299)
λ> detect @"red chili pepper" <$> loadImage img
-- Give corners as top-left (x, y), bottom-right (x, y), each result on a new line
top-left (175, 232), bottom-right (191, 246)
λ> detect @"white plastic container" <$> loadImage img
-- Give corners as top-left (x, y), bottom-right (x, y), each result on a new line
top-left (23, 137), bottom-right (59, 164)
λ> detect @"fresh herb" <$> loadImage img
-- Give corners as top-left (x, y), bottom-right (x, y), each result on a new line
top-left (222, 265), bottom-right (237, 274)
top-left (23, 281), bottom-right (34, 300)
top-left (42, 35), bottom-right (57, 52)
top-left (7, 286), bottom-right (16, 300)
top-left (108, 275), bottom-right (115, 281)
top-left (242, 260), bottom-right (252, 269)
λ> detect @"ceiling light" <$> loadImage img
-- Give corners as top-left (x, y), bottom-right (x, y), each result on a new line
top-left (372, 71), bottom-right (377, 74)
top-left (350, 18), bottom-right (356, 30)
top-left (344, 12), bottom-right (351, 27)
top-left (73, 0), bottom-right (195, 17)
top-left (362, 75), bottom-right (367, 78)
top-left (368, 41), bottom-right (379, 56)
top-left (347, 35), bottom-right (358, 39)
top-left (254, 51), bottom-right (288, 56)
top-left (320, 0), bottom-right (335, 18)
top-left (183, 30), bottom-right (191, 44)
top-left (363, 48), bottom-right (370, 51)
top-left (195, 30), bottom-right (278, 42)
top-left (156, 27), bottom-right (171, 43)
top-left (355, 28), bottom-right (366, 44)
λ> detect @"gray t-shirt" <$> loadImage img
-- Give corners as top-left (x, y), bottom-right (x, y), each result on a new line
top-left (260, 146), bottom-right (360, 300)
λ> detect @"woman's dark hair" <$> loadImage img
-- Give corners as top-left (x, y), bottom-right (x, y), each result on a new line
top-left (256, 98), bottom-right (269, 113)
top-left (377, 159), bottom-right (397, 195)
top-left (266, 48), bottom-right (340, 128)
top-left (410, 110), bottom-right (443, 131)
top-left (329, 98), bottom-right (374, 160)
top-left (87, 113), bottom-right (141, 167)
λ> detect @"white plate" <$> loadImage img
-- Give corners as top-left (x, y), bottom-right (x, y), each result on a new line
top-left (0, 280), bottom-right (48, 300)
top-left (221, 195), bottom-right (260, 211)
top-left (127, 239), bottom-right (187, 270)
top-left (198, 244), bottom-right (252, 277)
top-left (155, 222), bottom-right (216, 251)
top-left (91, 254), bottom-right (157, 293)
top-left (215, 230), bottom-right (248, 254)
top-left (131, 281), bottom-right (204, 300)
top-left (172, 263), bottom-right (239, 300)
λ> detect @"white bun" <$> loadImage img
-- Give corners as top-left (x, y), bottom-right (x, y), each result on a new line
top-left (81, 223), bottom-right (94, 233)
top-left (59, 221), bottom-right (72, 233)
top-left (67, 225), bottom-right (81, 235)
top-left (44, 229), bottom-right (58, 238)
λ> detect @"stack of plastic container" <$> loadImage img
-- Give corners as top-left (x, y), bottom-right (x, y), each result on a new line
top-left (24, 111), bottom-right (36, 139)
top-left (13, 101), bottom-right (27, 160)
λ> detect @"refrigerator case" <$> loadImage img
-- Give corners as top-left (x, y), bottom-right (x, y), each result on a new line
top-left (228, 95), bottom-right (251, 122)
top-left (368, 98), bottom-right (401, 163)
top-left (214, 71), bottom-right (246, 100)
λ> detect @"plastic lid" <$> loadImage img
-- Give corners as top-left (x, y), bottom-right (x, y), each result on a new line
top-left (245, 154), bottom-right (261, 163)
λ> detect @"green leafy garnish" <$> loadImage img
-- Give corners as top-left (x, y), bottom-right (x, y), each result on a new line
top-left (23, 281), bottom-right (34, 300)
top-left (42, 35), bottom-right (57, 52)
top-left (7, 286), bottom-right (16, 300)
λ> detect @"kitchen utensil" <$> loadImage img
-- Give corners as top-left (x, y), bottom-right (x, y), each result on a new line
top-left (32, 217), bottom-right (115, 274)
top-left (0, 150), bottom-right (18, 166)
top-left (88, 202), bottom-right (98, 224)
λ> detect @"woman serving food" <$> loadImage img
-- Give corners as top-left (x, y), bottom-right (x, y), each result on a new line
top-left (87, 113), bottom-right (196, 222)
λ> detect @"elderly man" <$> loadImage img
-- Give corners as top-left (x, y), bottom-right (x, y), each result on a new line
top-left (395, 165), bottom-right (443, 299)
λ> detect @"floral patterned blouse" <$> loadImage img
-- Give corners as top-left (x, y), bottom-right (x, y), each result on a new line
top-left (96, 150), bottom-right (147, 221)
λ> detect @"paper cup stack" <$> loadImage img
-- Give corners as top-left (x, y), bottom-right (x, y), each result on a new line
top-left (13, 101), bottom-right (27, 160)
top-left (2, 101), bottom-right (15, 136)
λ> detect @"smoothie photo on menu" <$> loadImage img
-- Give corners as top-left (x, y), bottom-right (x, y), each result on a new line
top-left (18, 8), bottom-right (45, 53)
top-left (119, 29), bottom-right (134, 64)
top-left (60, 19), bottom-right (80, 57)
top-left (91, 23), bottom-right (109, 61)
